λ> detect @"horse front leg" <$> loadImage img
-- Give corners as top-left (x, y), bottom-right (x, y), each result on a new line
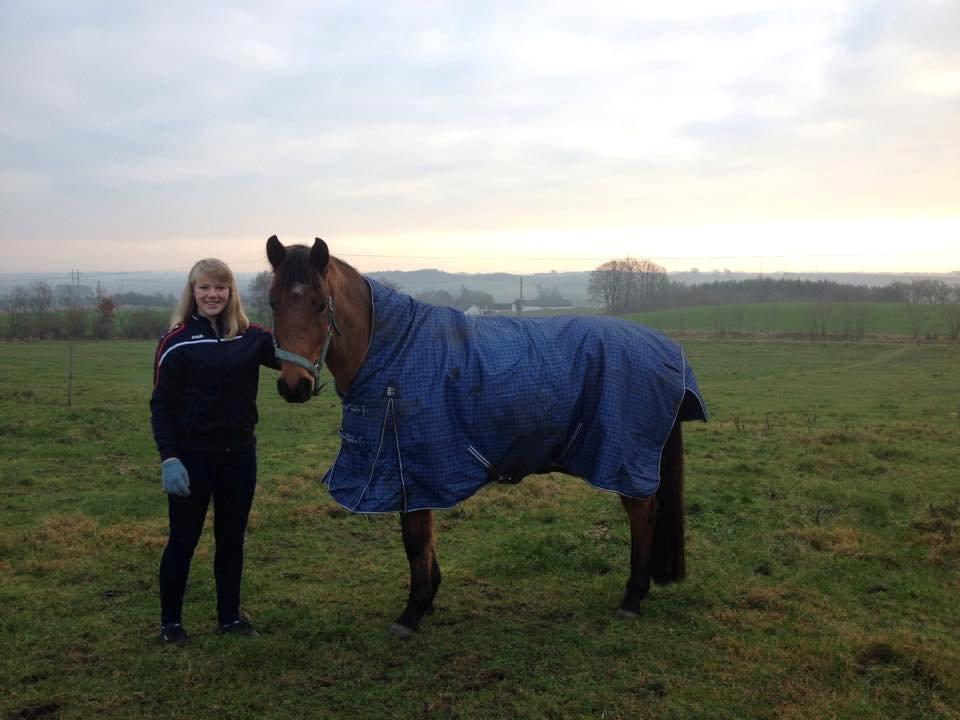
top-left (618, 494), bottom-right (657, 618)
top-left (390, 509), bottom-right (441, 639)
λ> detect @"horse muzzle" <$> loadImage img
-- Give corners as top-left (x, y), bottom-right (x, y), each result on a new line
top-left (276, 375), bottom-right (316, 403)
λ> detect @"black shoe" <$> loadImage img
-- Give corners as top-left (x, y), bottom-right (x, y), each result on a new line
top-left (159, 623), bottom-right (188, 645)
top-left (218, 618), bottom-right (256, 636)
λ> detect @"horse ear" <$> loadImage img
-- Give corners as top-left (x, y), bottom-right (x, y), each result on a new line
top-left (266, 235), bottom-right (285, 269)
top-left (310, 238), bottom-right (330, 274)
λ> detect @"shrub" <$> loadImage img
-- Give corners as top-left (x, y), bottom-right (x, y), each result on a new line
top-left (120, 310), bottom-right (170, 339)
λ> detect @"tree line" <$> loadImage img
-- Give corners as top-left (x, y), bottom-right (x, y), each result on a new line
top-left (586, 258), bottom-right (960, 339)
top-left (588, 257), bottom-right (959, 311)
top-left (246, 271), bottom-right (556, 313)
top-left (4, 266), bottom-right (958, 340)
top-left (0, 280), bottom-right (171, 340)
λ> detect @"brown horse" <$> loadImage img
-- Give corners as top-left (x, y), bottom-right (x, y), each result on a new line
top-left (266, 235), bottom-right (704, 638)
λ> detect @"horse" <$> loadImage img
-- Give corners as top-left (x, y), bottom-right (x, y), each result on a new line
top-left (265, 235), bottom-right (707, 638)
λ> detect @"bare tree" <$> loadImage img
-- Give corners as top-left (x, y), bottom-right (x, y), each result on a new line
top-left (935, 281), bottom-right (960, 340)
top-left (631, 258), bottom-right (668, 311)
top-left (837, 303), bottom-right (870, 340)
top-left (247, 271), bottom-right (272, 316)
top-left (8, 286), bottom-right (29, 338)
top-left (29, 280), bottom-right (53, 317)
top-left (589, 260), bottom-right (628, 313)
top-left (26, 280), bottom-right (55, 337)
top-left (93, 282), bottom-right (118, 339)
top-left (454, 286), bottom-right (495, 312)
top-left (589, 257), bottom-right (667, 313)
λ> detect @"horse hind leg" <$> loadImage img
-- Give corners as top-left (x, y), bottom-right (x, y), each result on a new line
top-left (653, 421), bottom-right (686, 585)
top-left (617, 421), bottom-right (687, 618)
top-left (390, 509), bottom-right (442, 639)
top-left (617, 493), bottom-right (657, 618)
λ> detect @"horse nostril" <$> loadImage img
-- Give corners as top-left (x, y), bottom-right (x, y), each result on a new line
top-left (277, 376), bottom-right (313, 403)
top-left (296, 377), bottom-right (313, 402)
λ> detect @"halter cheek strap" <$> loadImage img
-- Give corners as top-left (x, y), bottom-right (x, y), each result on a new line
top-left (274, 297), bottom-right (342, 396)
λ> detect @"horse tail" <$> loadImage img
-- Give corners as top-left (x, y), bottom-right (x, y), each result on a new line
top-left (651, 420), bottom-right (686, 585)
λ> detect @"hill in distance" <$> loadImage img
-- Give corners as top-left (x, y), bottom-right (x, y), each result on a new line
top-left (1, 268), bottom-right (957, 306)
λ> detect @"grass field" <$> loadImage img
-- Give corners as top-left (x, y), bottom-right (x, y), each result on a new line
top-left (1, 336), bottom-right (959, 719)
top-left (627, 302), bottom-right (957, 339)
top-left (3, 300), bottom-right (959, 342)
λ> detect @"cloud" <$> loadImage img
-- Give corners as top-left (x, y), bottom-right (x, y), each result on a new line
top-left (0, 1), bottom-right (958, 272)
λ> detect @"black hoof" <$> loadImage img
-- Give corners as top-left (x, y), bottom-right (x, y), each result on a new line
top-left (616, 607), bottom-right (640, 620)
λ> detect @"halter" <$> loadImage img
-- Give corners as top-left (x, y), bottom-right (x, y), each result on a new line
top-left (273, 296), bottom-right (342, 396)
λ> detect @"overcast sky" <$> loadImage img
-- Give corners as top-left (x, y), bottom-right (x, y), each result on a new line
top-left (1, 1), bottom-right (958, 276)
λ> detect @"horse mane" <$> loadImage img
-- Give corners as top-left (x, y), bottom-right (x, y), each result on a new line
top-left (330, 255), bottom-right (363, 284)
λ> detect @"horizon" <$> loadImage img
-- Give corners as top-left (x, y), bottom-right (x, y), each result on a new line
top-left (2, 3), bottom-right (958, 276)
top-left (2, 263), bottom-right (958, 286)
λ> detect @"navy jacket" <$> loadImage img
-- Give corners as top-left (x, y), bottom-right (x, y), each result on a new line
top-left (150, 314), bottom-right (279, 460)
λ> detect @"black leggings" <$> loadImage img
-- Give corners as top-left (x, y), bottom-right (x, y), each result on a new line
top-left (159, 446), bottom-right (257, 626)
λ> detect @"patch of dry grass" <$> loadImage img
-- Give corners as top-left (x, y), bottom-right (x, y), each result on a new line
top-left (911, 502), bottom-right (959, 565)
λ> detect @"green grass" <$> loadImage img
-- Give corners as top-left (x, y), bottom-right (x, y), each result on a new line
top-left (5, 300), bottom-right (958, 341)
top-left (627, 302), bottom-right (954, 339)
top-left (2, 338), bottom-right (959, 719)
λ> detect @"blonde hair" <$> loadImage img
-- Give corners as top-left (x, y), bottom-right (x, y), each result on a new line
top-left (170, 258), bottom-right (250, 338)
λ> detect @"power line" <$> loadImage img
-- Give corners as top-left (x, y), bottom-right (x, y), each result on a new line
top-left (9, 246), bottom-right (955, 277)
top-left (282, 246), bottom-right (954, 264)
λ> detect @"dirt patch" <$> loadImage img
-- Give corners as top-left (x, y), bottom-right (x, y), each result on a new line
top-left (854, 638), bottom-right (947, 691)
top-left (782, 526), bottom-right (862, 556)
top-left (8, 702), bottom-right (61, 720)
top-left (101, 520), bottom-right (168, 549)
top-left (911, 501), bottom-right (959, 565)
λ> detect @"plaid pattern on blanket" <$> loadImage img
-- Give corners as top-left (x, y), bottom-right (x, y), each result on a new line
top-left (323, 278), bottom-right (707, 513)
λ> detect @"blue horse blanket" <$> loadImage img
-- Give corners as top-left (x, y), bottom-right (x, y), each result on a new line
top-left (324, 278), bottom-right (707, 513)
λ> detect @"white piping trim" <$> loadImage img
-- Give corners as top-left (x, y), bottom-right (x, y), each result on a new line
top-left (157, 338), bottom-right (217, 369)
top-left (559, 422), bottom-right (584, 461)
top-left (467, 445), bottom-right (495, 472)
top-left (355, 398), bottom-right (391, 509)
top-left (389, 397), bottom-right (407, 512)
top-left (157, 334), bottom-right (244, 370)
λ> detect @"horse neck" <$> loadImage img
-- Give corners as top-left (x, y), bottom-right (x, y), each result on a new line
top-left (325, 259), bottom-right (371, 393)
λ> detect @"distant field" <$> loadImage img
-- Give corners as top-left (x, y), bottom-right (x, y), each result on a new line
top-left (627, 301), bottom-right (957, 339)
top-left (1, 337), bottom-right (959, 719)
top-left (3, 301), bottom-right (957, 341)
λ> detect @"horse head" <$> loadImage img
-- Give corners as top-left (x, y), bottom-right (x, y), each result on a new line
top-left (266, 235), bottom-right (336, 403)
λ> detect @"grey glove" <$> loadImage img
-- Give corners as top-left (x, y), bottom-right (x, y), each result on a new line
top-left (161, 458), bottom-right (190, 497)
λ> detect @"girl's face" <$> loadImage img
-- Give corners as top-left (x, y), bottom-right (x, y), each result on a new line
top-left (193, 274), bottom-right (230, 320)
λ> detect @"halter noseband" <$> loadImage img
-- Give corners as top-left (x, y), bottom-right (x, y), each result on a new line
top-left (273, 296), bottom-right (342, 396)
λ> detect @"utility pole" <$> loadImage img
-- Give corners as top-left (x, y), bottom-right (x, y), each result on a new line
top-left (67, 269), bottom-right (79, 404)
top-left (518, 276), bottom-right (523, 314)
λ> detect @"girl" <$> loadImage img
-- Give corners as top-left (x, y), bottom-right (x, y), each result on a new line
top-left (150, 258), bottom-right (278, 645)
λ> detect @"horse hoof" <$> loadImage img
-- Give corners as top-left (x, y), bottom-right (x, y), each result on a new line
top-left (616, 608), bottom-right (640, 620)
top-left (388, 622), bottom-right (415, 640)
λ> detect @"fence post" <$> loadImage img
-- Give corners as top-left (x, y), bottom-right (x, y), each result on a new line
top-left (67, 345), bottom-right (74, 406)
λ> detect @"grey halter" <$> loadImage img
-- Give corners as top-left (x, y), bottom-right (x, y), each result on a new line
top-left (273, 296), bottom-right (342, 396)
